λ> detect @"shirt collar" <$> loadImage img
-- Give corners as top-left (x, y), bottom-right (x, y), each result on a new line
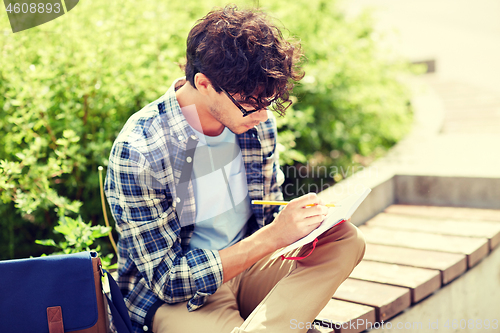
top-left (161, 77), bottom-right (198, 145)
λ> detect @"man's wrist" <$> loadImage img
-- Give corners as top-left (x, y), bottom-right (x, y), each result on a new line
top-left (250, 222), bottom-right (282, 254)
top-left (219, 225), bottom-right (276, 282)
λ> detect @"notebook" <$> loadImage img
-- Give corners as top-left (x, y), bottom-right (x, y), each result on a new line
top-left (271, 187), bottom-right (371, 259)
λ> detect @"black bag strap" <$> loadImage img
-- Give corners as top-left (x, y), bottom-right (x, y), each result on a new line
top-left (103, 269), bottom-right (134, 333)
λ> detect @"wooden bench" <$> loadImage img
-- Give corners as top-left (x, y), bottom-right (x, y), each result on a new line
top-left (313, 204), bottom-right (500, 333)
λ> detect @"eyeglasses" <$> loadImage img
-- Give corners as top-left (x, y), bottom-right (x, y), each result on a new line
top-left (218, 86), bottom-right (265, 117)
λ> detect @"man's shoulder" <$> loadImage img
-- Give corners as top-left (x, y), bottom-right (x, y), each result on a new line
top-left (109, 96), bottom-right (176, 166)
top-left (115, 94), bottom-right (176, 145)
top-left (115, 79), bottom-right (186, 147)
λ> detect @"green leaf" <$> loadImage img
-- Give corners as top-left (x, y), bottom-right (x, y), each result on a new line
top-left (35, 239), bottom-right (58, 247)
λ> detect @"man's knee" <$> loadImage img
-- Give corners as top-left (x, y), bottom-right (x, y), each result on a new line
top-left (351, 224), bottom-right (366, 265)
top-left (316, 222), bottom-right (366, 267)
top-left (336, 222), bottom-right (366, 267)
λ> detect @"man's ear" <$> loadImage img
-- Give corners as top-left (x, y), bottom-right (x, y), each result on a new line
top-left (194, 73), bottom-right (214, 96)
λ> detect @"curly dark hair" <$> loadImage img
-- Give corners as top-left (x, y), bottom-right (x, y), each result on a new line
top-left (185, 5), bottom-right (304, 116)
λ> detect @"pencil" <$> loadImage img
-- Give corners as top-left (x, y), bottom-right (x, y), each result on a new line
top-left (251, 200), bottom-right (337, 207)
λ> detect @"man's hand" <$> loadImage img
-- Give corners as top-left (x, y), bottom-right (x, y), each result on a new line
top-left (218, 192), bottom-right (328, 283)
top-left (269, 193), bottom-right (329, 250)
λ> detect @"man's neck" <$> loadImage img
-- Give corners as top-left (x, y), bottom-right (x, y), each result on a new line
top-left (175, 80), bottom-right (225, 136)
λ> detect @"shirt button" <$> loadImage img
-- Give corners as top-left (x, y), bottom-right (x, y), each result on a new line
top-left (190, 135), bottom-right (197, 140)
top-left (178, 135), bottom-right (184, 141)
top-left (176, 197), bottom-right (181, 203)
top-left (186, 156), bottom-right (192, 163)
top-left (143, 325), bottom-right (149, 331)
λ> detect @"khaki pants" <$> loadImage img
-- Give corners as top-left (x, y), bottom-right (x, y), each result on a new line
top-left (152, 222), bottom-right (366, 333)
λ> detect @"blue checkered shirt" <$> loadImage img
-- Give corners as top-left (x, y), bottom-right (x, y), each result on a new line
top-left (104, 78), bottom-right (284, 332)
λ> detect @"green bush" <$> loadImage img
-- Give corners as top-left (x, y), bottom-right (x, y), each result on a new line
top-left (0, 0), bottom-right (414, 259)
top-left (270, 0), bottom-right (417, 198)
top-left (272, 1), bottom-right (415, 167)
top-left (36, 212), bottom-right (116, 269)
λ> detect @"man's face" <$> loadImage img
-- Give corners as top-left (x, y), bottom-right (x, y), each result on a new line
top-left (209, 91), bottom-right (269, 135)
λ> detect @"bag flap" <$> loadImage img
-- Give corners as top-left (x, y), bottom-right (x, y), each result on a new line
top-left (0, 252), bottom-right (99, 333)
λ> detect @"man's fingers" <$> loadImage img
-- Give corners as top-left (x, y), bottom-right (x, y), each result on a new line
top-left (304, 203), bottom-right (329, 216)
top-left (290, 192), bottom-right (320, 207)
top-left (303, 215), bottom-right (324, 227)
top-left (290, 204), bottom-right (324, 221)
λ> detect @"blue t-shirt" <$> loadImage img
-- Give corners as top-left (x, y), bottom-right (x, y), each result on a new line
top-left (188, 126), bottom-right (252, 251)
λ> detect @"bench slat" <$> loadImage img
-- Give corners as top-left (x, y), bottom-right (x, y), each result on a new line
top-left (366, 213), bottom-right (500, 250)
top-left (363, 243), bottom-right (467, 284)
top-left (349, 261), bottom-right (441, 303)
top-left (384, 204), bottom-right (500, 222)
top-left (315, 299), bottom-right (376, 333)
top-left (359, 225), bottom-right (489, 268)
top-left (333, 279), bottom-right (411, 322)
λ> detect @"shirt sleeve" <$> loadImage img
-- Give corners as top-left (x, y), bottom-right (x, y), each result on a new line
top-left (105, 140), bottom-right (224, 311)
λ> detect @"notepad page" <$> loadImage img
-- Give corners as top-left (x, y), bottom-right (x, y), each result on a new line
top-left (271, 187), bottom-right (371, 259)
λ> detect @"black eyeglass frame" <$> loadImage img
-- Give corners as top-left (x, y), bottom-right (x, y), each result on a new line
top-left (218, 86), bottom-right (264, 117)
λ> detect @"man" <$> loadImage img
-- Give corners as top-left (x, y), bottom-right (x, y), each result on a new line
top-left (105, 5), bottom-right (365, 333)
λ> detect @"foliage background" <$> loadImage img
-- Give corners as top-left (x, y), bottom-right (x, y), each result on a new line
top-left (0, 0), bottom-right (415, 259)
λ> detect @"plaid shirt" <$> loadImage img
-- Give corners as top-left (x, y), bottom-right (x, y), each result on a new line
top-left (105, 78), bottom-right (284, 332)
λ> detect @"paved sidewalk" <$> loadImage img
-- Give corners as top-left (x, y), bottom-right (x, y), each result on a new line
top-left (341, 0), bottom-right (500, 180)
top-left (376, 75), bottom-right (500, 179)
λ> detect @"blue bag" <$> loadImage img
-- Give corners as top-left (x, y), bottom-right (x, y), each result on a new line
top-left (0, 251), bottom-right (133, 333)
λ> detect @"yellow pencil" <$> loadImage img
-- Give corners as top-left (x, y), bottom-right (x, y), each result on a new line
top-left (251, 200), bottom-right (337, 207)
